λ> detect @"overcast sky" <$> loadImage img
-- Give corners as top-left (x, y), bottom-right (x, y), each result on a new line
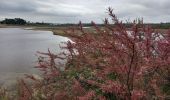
top-left (0, 0), bottom-right (170, 23)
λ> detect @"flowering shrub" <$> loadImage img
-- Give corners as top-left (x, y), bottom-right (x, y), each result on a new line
top-left (1, 8), bottom-right (170, 100)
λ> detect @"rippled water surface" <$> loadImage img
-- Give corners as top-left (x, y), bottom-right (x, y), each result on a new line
top-left (0, 28), bottom-right (69, 87)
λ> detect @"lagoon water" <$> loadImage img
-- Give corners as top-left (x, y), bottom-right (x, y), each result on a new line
top-left (0, 28), bottom-right (69, 87)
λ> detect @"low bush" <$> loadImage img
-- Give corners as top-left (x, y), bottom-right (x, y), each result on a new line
top-left (1, 8), bottom-right (170, 100)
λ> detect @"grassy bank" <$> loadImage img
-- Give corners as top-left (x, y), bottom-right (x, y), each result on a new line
top-left (0, 24), bottom-right (169, 37)
top-left (0, 24), bottom-right (95, 37)
top-left (0, 24), bottom-right (68, 36)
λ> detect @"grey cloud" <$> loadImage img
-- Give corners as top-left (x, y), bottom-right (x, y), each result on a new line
top-left (0, 0), bottom-right (170, 23)
top-left (0, 0), bottom-right (37, 13)
top-left (124, 0), bottom-right (170, 16)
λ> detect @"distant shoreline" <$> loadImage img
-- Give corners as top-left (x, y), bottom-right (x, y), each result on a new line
top-left (0, 24), bottom-right (169, 36)
top-left (0, 24), bottom-right (69, 37)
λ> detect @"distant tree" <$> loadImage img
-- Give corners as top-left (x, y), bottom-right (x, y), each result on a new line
top-left (14, 18), bottom-right (26, 25)
top-left (1, 18), bottom-right (26, 25)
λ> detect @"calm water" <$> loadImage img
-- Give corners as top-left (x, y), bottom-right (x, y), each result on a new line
top-left (0, 28), bottom-right (69, 87)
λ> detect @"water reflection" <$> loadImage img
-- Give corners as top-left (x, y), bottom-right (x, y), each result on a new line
top-left (0, 28), bottom-right (69, 87)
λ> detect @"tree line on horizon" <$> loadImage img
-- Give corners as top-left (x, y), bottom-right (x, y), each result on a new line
top-left (0, 18), bottom-right (51, 25)
top-left (0, 18), bottom-right (170, 29)
top-left (0, 18), bottom-right (27, 25)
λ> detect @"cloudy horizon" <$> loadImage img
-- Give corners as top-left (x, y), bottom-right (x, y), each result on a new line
top-left (0, 0), bottom-right (170, 23)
